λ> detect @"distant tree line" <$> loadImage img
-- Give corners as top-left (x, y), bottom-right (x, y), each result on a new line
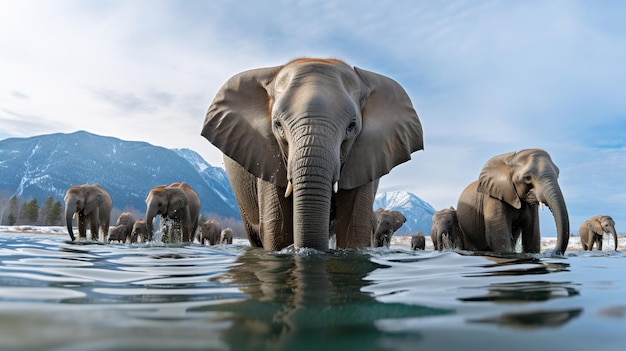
top-left (0, 195), bottom-right (64, 226)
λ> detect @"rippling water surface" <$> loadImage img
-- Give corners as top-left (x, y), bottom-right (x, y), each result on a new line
top-left (0, 231), bottom-right (625, 351)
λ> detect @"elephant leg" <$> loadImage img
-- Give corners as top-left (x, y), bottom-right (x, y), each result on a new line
top-left (521, 205), bottom-right (540, 253)
top-left (334, 180), bottom-right (378, 248)
top-left (224, 156), bottom-right (262, 247)
top-left (257, 179), bottom-right (293, 251)
top-left (597, 235), bottom-right (603, 250)
top-left (77, 212), bottom-right (87, 239)
top-left (483, 199), bottom-right (514, 252)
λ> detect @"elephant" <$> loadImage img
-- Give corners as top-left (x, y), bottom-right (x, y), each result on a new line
top-left (108, 211), bottom-right (135, 243)
top-left (221, 227), bottom-right (234, 244)
top-left (145, 182), bottom-right (200, 242)
top-left (456, 149), bottom-right (570, 254)
top-left (130, 219), bottom-right (148, 243)
top-left (579, 215), bottom-right (618, 251)
top-left (411, 232), bottom-right (426, 250)
top-left (201, 58), bottom-right (423, 251)
top-left (200, 219), bottom-right (222, 245)
top-left (64, 184), bottom-right (112, 241)
top-left (372, 208), bottom-right (407, 247)
top-left (430, 206), bottom-right (464, 251)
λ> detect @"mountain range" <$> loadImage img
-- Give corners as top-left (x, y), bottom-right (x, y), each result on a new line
top-left (0, 131), bottom-right (436, 234)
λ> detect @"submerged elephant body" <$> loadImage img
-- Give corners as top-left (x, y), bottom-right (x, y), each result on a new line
top-left (579, 215), bottom-right (618, 251)
top-left (64, 184), bottom-right (112, 241)
top-left (202, 58), bottom-right (423, 251)
top-left (457, 149), bottom-right (570, 254)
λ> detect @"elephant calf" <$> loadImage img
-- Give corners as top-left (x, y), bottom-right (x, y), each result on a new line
top-left (108, 212), bottom-right (136, 243)
top-left (411, 232), bottom-right (426, 250)
top-left (372, 208), bottom-right (407, 247)
top-left (579, 215), bottom-right (618, 251)
top-left (220, 227), bottom-right (234, 244)
top-left (200, 219), bottom-right (222, 245)
top-left (131, 219), bottom-right (148, 243)
top-left (430, 207), bottom-right (463, 251)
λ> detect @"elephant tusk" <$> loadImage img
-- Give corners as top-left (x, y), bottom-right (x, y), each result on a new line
top-left (333, 182), bottom-right (338, 193)
top-left (540, 202), bottom-right (545, 211)
top-left (285, 182), bottom-right (293, 198)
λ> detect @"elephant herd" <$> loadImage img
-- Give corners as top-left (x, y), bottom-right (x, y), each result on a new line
top-left (62, 58), bottom-right (619, 255)
top-left (63, 182), bottom-right (232, 245)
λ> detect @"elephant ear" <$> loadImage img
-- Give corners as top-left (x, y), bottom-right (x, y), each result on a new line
top-left (477, 151), bottom-right (522, 209)
top-left (391, 210), bottom-right (407, 231)
top-left (201, 65), bottom-right (288, 186)
top-left (168, 188), bottom-right (188, 212)
top-left (84, 185), bottom-right (105, 215)
top-left (590, 216), bottom-right (604, 234)
top-left (339, 67), bottom-right (424, 189)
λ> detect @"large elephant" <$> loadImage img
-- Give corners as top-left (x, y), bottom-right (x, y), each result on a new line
top-left (200, 219), bottom-right (222, 245)
top-left (372, 208), bottom-right (407, 247)
top-left (457, 149), bottom-right (570, 254)
top-left (579, 215), bottom-right (618, 251)
top-left (108, 211), bottom-right (135, 243)
top-left (201, 58), bottom-right (423, 251)
top-left (64, 184), bottom-right (112, 241)
top-left (145, 182), bottom-right (200, 242)
top-left (430, 207), bottom-right (464, 251)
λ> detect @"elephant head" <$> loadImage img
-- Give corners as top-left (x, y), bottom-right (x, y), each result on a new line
top-left (474, 149), bottom-right (570, 254)
top-left (145, 184), bottom-right (190, 241)
top-left (64, 184), bottom-right (112, 241)
top-left (430, 206), bottom-right (463, 251)
top-left (580, 215), bottom-right (618, 251)
top-left (373, 208), bottom-right (407, 247)
top-left (202, 58), bottom-right (423, 251)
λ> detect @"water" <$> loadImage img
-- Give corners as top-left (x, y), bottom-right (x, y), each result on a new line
top-left (0, 231), bottom-right (625, 351)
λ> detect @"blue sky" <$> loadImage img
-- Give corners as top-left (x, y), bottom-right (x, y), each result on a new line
top-left (2, 0), bottom-right (626, 236)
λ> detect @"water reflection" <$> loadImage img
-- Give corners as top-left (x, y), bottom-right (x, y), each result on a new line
top-left (470, 308), bottom-right (583, 328)
top-left (459, 281), bottom-right (580, 303)
top-left (190, 248), bottom-right (451, 350)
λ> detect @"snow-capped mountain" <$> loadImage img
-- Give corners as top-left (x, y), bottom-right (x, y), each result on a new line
top-left (374, 190), bottom-right (436, 236)
top-left (0, 131), bottom-right (239, 219)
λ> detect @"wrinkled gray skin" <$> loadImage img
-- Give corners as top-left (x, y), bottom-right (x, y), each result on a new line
top-left (130, 219), bottom-right (148, 243)
top-left (200, 219), bottom-right (222, 245)
top-left (220, 227), bottom-right (234, 244)
top-left (108, 212), bottom-right (135, 243)
top-left (202, 58), bottom-right (423, 251)
top-left (579, 215), bottom-right (618, 251)
top-left (145, 182), bottom-right (200, 242)
top-left (372, 208), bottom-right (407, 247)
top-left (64, 184), bottom-right (112, 241)
top-left (457, 149), bottom-right (570, 254)
top-left (411, 232), bottom-right (426, 250)
top-left (430, 207), bottom-right (463, 251)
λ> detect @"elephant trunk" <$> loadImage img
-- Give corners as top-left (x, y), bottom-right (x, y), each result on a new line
top-left (609, 227), bottom-right (618, 251)
top-left (65, 206), bottom-right (76, 241)
top-left (291, 139), bottom-right (336, 251)
top-left (542, 183), bottom-right (570, 255)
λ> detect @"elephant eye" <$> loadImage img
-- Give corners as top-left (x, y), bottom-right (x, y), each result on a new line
top-left (346, 120), bottom-right (357, 136)
top-left (523, 175), bottom-right (532, 184)
top-left (273, 119), bottom-right (285, 137)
